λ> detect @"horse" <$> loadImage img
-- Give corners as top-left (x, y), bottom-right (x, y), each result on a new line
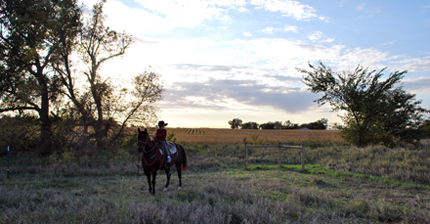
top-left (137, 128), bottom-right (188, 194)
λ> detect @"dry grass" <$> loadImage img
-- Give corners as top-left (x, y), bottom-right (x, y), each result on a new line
top-left (143, 127), bottom-right (343, 144)
top-left (2, 137), bottom-right (430, 223)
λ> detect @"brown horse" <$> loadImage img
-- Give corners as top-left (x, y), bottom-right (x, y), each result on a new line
top-left (137, 128), bottom-right (188, 194)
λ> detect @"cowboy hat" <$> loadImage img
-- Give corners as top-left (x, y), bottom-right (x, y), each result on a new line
top-left (158, 120), bottom-right (168, 127)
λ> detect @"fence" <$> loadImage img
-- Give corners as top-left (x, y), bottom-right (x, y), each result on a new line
top-left (1, 146), bottom-right (142, 178)
top-left (244, 142), bottom-right (306, 171)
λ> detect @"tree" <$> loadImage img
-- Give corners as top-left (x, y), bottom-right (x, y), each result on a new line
top-left (283, 120), bottom-right (299, 129)
top-left (259, 121), bottom-right (283, 129)
top-left (228, 118), bottom-right (242, 129)
top-left (53, 0), bottom-right (162, 149)
top-left (300, 118), bottom-right (328, 130)
top-left (0, 0), bottom-right (81, 150)
top-left (299, 62), bottom-right (428, 147)
top-left (77, 0), bottom-right (133, 149)
top-left (241, 121), bottom-right (259, 129)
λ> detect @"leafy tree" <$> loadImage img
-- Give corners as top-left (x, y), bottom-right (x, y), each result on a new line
top-left (299, 62), bottom-right (428, 147)
top-left (300, 118), bottom-right (328, 130)
top-left (283, 120), bottom-right (299, 129)
top-left (53, 0), bottom-right (162, 149)
top-left (241, 121), bottom-right (259, 129)
top-left (228, 118), bottom-right (242, 129)
top-left (259, 121), bottom-right (283, 129)
top-left (0, 0), bottom-right (81, 150)
top-left (77, 0), bottom-right (133, 149)
top-left (418, 120), bottom-right (430, 138)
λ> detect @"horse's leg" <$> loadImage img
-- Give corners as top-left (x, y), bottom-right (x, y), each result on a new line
top-left (152, 170), bottom-right (157, 195)
top-left (144, 169), bottom-right (152, 194)
top-left (164, 168), bottom-right (171, 191)
top-left (176, 163), bottom-right (182, 190)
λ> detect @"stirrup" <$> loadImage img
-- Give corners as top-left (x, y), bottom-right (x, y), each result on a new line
top-left (167, 156), bottom-right (171, 163)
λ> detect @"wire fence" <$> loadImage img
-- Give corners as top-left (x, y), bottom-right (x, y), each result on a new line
top-left (0, 146), bottom-right (143, 178)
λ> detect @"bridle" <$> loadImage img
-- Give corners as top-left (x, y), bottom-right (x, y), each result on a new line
top-left (138, 135), bottom-right (162, 167)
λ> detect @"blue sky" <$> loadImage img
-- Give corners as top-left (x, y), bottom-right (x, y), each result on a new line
top-left (81, 0), bottom-right (430, 128)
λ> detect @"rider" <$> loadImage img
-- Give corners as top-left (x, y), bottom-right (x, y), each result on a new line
top-left (154, 121), bottom-right (171, 166)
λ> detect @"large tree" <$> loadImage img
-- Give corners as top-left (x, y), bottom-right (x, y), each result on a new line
top-left (299, 62), bottom-right (428, 147)
top-left (228, 118), bottom-right (243, 129)
top-left (78, 0), bottom-right (132, 149)
top-left (53, 0), bottom-right (163, 149)
top-left (0, 0), bottom-right (81, 150)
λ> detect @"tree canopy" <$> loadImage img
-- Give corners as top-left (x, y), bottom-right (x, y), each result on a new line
top-left (1, 0), bottom-right (164, 151)
top-left (0, 0), bottom-right (81, 150)
top-left (299, 62), bottom-right (428, 147)
top-left (228, 118), bottom-right (243, 129)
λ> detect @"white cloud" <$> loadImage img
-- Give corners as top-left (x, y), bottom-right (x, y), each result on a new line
top-left (243, 32), bottom-right (252, 36)
top-left (284, 25), bottom-right (299, 33)
top-left (238, 6), bottom-right (249, 12)
top-left (392, 57), bottom-right (430, 72)
top-left (322, 38), bottom-right (335, 43)
top-left (262, 27), bottom-right (274, 34)
top-left (134, 0), bottom-right (246, 27)
top-left (307, 31), bottom-right (323, 41)
top-left (250, 0), bottom-right (327, 21)
top-left (262, 25), bottom-right (299, 34)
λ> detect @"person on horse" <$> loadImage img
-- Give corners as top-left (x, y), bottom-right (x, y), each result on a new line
top-left (154, 120), bottom-right (171, 166)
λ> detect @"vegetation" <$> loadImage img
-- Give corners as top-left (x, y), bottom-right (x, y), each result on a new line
top-left (0, 0), bottom-right (82, 151)
top-left (0, 0), bottom-right (163, 151)
top-left (299, 62), bottom-right (429, 147)
top-left (1, 140), bottom-right (430, 223)
top-left (228, 118), bottom-right (242, 129)
top-left (229, 119), bottom-right (329, 130)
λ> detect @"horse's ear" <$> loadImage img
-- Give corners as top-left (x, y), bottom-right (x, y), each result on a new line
top-left (144, 128), bottom-right (147, 133)
top-left (138, 128), bottom-right (142, 133)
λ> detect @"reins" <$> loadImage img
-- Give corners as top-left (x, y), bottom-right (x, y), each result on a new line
top-left (140, 139), bottom-right (162, 168)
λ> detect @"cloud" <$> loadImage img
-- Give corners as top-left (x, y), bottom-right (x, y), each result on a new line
top-left (238, 6), bottom-right (249, 12)
top-left (134, 0), bottom-right (246, 27)
top-left (243, 32), bottom-right (252, 36)
top-left (307, 31), bottom-right (323, 41)
top-left (172, 64), bottom-right (235, 72)
top-left (163, 78), bottom-right (316, 113)
top-left (403, 77), bottom-right (430, 94)
top-left (262, 27), bottom-right (274, 34)
top-left (250, 0), bottom-right (327, 21)
top-left (284, 25), bottom-right (299, 33)
top-left (392, 57), bottom-right (430, 72)
top-left (262, 25), bottom-right (299, 34)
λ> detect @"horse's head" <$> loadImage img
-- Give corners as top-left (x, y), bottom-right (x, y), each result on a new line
top-left (137, 128), bottom-right (150, 152)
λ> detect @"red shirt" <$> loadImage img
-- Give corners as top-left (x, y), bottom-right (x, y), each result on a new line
top-left (155, 129), bottom-right (167, 140)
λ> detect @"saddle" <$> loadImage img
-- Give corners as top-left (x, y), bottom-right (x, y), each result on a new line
top-left (159, 141), bottom-right (177, 155)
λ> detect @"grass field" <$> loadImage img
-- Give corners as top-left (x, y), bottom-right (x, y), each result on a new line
top-left (1, 130), bottom-right (430, 223)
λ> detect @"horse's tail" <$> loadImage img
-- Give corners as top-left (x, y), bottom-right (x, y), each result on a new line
top-left (179, 144), bottom-right (188, 173)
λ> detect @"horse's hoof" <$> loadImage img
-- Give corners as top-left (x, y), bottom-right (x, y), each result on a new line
top-left (178, 187), bottom-right (182, 190)
top-left (163, 188), bottom-right (168, 192)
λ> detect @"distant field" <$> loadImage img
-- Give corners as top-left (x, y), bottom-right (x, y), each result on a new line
top-left (143, 128), bottom-right (343, 144)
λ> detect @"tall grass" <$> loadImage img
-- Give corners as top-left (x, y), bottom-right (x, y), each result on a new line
top-left (1, 141), bottom-right (430, 223)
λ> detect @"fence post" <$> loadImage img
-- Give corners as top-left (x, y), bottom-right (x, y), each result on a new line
top-left (7, 146), bottom-right (10, 179)
top-left (137, 152), bottom-right (141, 174)
top-left (278, 142), bottom-right (281, 167)
top-left (244, 141), bottom-right (248, 170)
top-left (301, 145), bottom-right (305, 171)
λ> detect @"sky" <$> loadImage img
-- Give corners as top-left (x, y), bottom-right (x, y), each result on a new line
top-left (79, 0), bottom-right (430, 128)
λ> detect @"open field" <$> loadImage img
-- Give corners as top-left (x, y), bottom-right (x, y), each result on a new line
top-left (1, 142), bottom-right (430, 223)
top-left (143, 128), bottom-right (343, 144)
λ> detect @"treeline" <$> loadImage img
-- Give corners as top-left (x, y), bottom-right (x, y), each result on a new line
top-left (228, 118), bottom-right (328, 130)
